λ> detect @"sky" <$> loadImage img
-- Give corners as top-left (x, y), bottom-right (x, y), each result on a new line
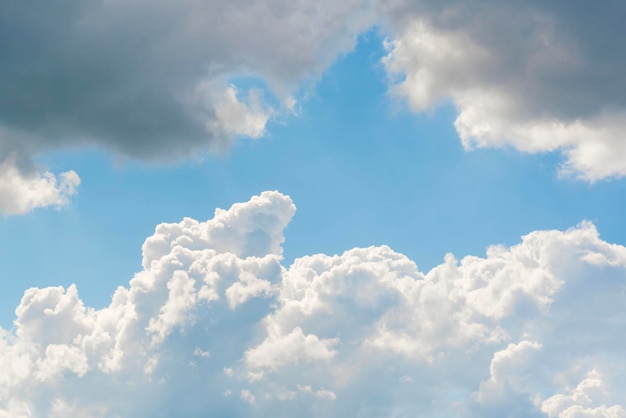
top-left (1, 1), bottom-right (626, 417)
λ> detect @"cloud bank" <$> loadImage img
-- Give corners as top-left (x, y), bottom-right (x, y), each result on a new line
top-left (1, 191), bottom-right (625, 417)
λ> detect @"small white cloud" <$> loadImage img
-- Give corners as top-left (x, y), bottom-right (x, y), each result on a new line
top-left (193, 347), bottom-right (210, 358)
top-left (144, 356), bottom-right (159, 375)
top-left (241, 389), bottom-right (256, 404)
top-left (247, 371), bottom-right (264, 382)
top-left (399, 375), bottom-right (414, 384)
top-left (0, 159), bottom-right (80, 215)
top-left (315, 389), bottom-right (337, 401)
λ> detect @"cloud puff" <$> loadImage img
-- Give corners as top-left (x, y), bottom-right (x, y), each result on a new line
top-left (381, 1), bottom-right (626, 180)
top-left (1, 191), bottom-right (625, 417)
top-left (0, 158), bottom-right (80, 215)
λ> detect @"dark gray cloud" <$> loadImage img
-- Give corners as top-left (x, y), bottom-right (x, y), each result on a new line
top-left (0, 0), bottom-right (372, 160)
top-left (2, 193), bottom-right (626, 416)
top-left (0, 0), bottom-right (373, 213)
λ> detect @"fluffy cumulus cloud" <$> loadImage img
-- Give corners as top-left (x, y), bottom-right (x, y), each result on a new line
top-left (380, 1), bottom-right (626, 180)
top-left (1, 191), bottom-right (625, 417)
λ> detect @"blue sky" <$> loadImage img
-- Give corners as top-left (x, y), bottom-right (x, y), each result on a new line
top-left (3, 32), bottom-right (625, 319)
top-left (1, 2), bottom-right (626, 417)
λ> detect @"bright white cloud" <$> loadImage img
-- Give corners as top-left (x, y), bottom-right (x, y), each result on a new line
top-left (381, 2), bottom-right (626, 180)
top-left (0, 192), bottom-right (625, 417)
top-left (0, 159), bottom-right (80, 215)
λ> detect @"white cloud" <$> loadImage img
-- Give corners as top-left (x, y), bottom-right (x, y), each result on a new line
top-left (541, 371), bottom-right (626, 418)
top-left (0, 159), bottom-right (80, 215)
top-left (381, 2), bottom-right (626, 180)
top-left (241, 389), bottom-right (256, 404)
top-left (1, 192), bottom-right (626, 417)
top-left (192, 347), bottom-right (210, 359)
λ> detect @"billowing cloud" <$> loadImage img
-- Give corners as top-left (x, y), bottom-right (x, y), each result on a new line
top-left (381, 1), bottom-right (626, 180)
top-left (1, 191), bottom-right (625, 417)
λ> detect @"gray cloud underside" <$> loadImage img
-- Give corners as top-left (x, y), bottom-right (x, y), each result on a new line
top-left (0, 0), bottom-right (372, 158)
top-left (1, 192), bottom-right (625, 417)
top-left (2, 1), bottom-right (626, 171)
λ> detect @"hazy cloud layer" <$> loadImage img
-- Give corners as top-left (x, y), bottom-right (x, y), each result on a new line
top-left (1, 192), bottom-right (625, 417)
top-left (381, 1), bottom-right (626, 180)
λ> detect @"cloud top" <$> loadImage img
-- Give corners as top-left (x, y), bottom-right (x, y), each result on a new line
top-left (1, 192), bottom-right (625, 417)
